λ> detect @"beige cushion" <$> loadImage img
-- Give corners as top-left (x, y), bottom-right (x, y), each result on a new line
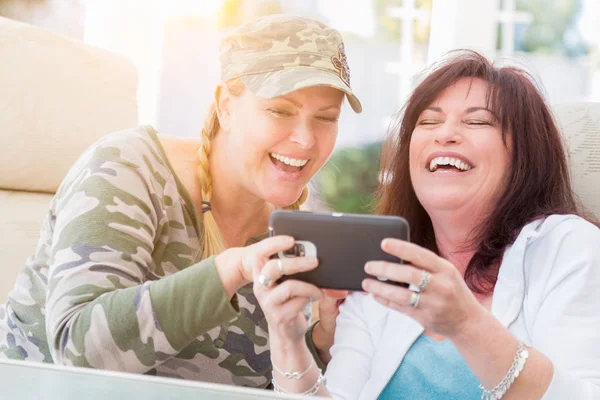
top-left (553, 102), bottom-right (600, 218)
top-left (0, 16), bottom-right (138, 193)
top-left (0, 190), bottom-right (54, 302)
top-left (0, 17), bottom-right (138, 302)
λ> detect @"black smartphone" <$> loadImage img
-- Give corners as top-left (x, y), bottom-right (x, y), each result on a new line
top-left (269, 210), bottom-right (410, 291)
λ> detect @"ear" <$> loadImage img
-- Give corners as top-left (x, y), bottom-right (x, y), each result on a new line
top-left (215, 84), bottom-right (232, 133)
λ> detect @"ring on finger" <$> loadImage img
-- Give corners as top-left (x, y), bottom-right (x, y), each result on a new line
top-left (257, 273), bottom-right (274, 288)
top-left (277, 258), bottom-right (285, 276)
top-left (417, 270), bottom-right (432, 292)
top-left (409, 292), bottom-right (420, 308)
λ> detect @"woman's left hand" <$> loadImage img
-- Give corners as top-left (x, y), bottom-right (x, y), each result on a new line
top-left (362, 238), bottom-right (485, 338)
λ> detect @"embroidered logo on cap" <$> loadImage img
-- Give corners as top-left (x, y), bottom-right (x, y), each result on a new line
top-left (331, 43), bottom-right (351, 87)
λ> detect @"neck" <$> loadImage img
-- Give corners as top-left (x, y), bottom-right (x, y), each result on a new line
top-left (429, 208), bottom-right (482, 275)
top-left (207, 134), bottom-right (272, 247)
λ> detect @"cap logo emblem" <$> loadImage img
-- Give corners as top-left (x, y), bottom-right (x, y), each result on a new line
top-left (331, 43), bottom-right (351, 87)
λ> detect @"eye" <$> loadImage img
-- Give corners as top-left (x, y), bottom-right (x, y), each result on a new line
top-left (465, 119), bottom-right (492, 126)
top-left (267, 108), bottom-right (293, 117)
top-left (417, 119), bottom-right (440, 126)
top-left (316, 115), bottom-right (339, 123)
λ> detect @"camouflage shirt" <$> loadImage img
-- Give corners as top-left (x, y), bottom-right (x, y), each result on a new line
top-left (0, 126), bottom-right (274, 387)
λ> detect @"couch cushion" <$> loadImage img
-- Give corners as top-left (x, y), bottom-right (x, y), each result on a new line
top-left (0, 189), bottom-right (53, 302)
top-left (553, 102), bottom-right (600, 219)
top-left (0, 16), bottom-right (138, 193)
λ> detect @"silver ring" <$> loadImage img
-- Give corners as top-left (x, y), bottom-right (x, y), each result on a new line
top-left (409, 292), bottom-right (420, 308)
top-left (417, 270), bottom-right (432, 292)
top-left (257, 273), bottom-right (273, 287)
top-left (277, 259), bottom-right (284, 276)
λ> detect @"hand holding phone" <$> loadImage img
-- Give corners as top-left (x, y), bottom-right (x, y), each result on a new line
top-left (269, 210), bottom-right (410, 291)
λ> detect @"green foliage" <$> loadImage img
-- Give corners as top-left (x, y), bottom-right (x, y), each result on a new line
top-left (515, 0), bottom-right (588, 57)
top-left (313, 142), bottom-right (383, 214)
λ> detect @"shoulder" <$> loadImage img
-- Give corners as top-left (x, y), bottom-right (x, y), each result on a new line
top-left (51, 126), bottom-right (178, 219)
top-left (82, 126), bottom-right (166, 171)
top-left (58, 126), bottom-right (172, 193)
top-left (529, 214), bottom-right (600, 257)
top-left (523, 214), bottom-right (600, 287)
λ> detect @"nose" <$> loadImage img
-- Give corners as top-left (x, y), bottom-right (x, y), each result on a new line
top-left (289, 119), bottom-right (316, 150)
top-left (434, 118), bottom-right (462, 145)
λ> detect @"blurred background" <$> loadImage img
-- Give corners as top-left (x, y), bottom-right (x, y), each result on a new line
top-left (2, 0), bottom-right (598, 213)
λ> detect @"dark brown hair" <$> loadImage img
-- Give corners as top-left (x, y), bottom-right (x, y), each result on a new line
top-left (376, 50), bottom-right (596, 294)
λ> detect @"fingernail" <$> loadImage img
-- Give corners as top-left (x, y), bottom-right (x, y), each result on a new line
top-left (306, 257), bottom-right (318, 265)
top-left (364, 263), bottom-right (372, 273)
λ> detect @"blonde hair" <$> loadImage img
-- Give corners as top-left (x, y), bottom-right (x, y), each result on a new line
top-left (196, 79), bottom-right (309, 260)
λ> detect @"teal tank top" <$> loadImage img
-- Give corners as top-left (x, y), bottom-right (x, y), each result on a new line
top-left (378, 334), bottom-right (482, 399)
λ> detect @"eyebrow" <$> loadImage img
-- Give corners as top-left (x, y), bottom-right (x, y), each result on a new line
top-left (425, 106), bottom-right (496, 115)
top-left (465, 106), bottom-right (494, 114)
top-left (279, 95), bottom-right (302, 108)
top-left (318, 105), bottom-right (341, 112)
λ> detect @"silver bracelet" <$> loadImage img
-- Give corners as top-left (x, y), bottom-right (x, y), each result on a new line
top-left (480, 340), bottom-right (530, 400)
top-left (272, 368), bottom-right (326, 396)
top-left (272, 358), bottom-right (314, 380)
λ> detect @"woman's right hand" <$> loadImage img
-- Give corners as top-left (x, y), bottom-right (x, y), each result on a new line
top-left (214, 235), bottom-right (314, 299)
top-left (252, 251), bottom-right (323, 345)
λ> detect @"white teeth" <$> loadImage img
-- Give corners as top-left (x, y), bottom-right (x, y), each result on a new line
top-left (428, 156), bottom-right (472, 172)
top-left (270, 153), bottom-right (308, 167)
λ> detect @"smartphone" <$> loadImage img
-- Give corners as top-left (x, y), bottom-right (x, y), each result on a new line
top-left (269, 210), bottom-right (410, 291)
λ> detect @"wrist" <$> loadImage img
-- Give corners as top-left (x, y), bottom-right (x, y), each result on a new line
top-left (214, 249), bottom-right (250, 299)
top-left (450, 303), bottom-right (493, 345)
top-left (311, 321), bottom-right (333, 364)
top-left (270, 336), bottom-right (311, 360)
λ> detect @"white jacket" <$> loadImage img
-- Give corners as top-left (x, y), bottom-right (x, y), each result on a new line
top-left (326, 215), bottom-right (600, 399)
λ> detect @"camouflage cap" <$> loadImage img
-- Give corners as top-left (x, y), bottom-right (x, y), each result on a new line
top-left (220, 14), bottom-right (362, 113)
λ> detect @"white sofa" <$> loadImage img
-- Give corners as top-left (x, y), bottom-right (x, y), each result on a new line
top-left (0, 17), bottom-right (138, 302)
top-left (553, 102), bottom-right (600, 219)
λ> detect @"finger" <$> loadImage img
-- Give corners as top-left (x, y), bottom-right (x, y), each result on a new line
top-left (361, 278), bottom-right (414, 306)
top-left (381, 239), bottom-right (447, 272)
top-left (254, 235), bottom-right (295, 259)
top-left (372, 294), bottom-right (418, 316)
top-left (258, 256), bottom-right (318, 283)
top-left (270, 297), bottom-right (312, 324)
top-left (265, 280), bottom-right (323, 307)
top-left (322, 289), bottom-right (349, 299)
top-left (318, 295), bottom-right (343, 315)
top-left (364, 261), bottom-right (423, 286)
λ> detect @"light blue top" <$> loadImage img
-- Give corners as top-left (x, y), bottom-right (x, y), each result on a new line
top-left (378, 333), bottom-right (482, 399)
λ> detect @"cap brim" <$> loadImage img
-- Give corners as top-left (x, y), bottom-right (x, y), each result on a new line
top-left (239, 68), bottom-right (362, 113)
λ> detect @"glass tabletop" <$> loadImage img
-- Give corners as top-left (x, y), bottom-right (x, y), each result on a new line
top-left (0, 359), bottom-right (308, 400)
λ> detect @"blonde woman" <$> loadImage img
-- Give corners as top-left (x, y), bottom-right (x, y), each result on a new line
top-left (0, 14), bottom-right (361, 389)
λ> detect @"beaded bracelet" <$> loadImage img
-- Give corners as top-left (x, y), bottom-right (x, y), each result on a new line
top-left (480, 340), bottom-right (530, 400)
top-left (272, 368), bottom-right (326, 396)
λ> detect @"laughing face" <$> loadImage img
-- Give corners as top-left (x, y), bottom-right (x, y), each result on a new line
top-left (409, 78), bottom-right (512, 216)
top-left (220, 85), bottom-right (344, 207)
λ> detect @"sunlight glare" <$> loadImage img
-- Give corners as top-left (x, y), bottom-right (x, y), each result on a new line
top-left (155, 0), bottom-right (224, 19)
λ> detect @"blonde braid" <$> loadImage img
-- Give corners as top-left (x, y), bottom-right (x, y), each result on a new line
top-left (197, 101), bottom-right (226, 260)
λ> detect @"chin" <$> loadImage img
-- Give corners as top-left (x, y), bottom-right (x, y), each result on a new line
top-left (417, 191), bottom-right (468, 212)
top-left (265, 191), bottom-right (305, 208)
